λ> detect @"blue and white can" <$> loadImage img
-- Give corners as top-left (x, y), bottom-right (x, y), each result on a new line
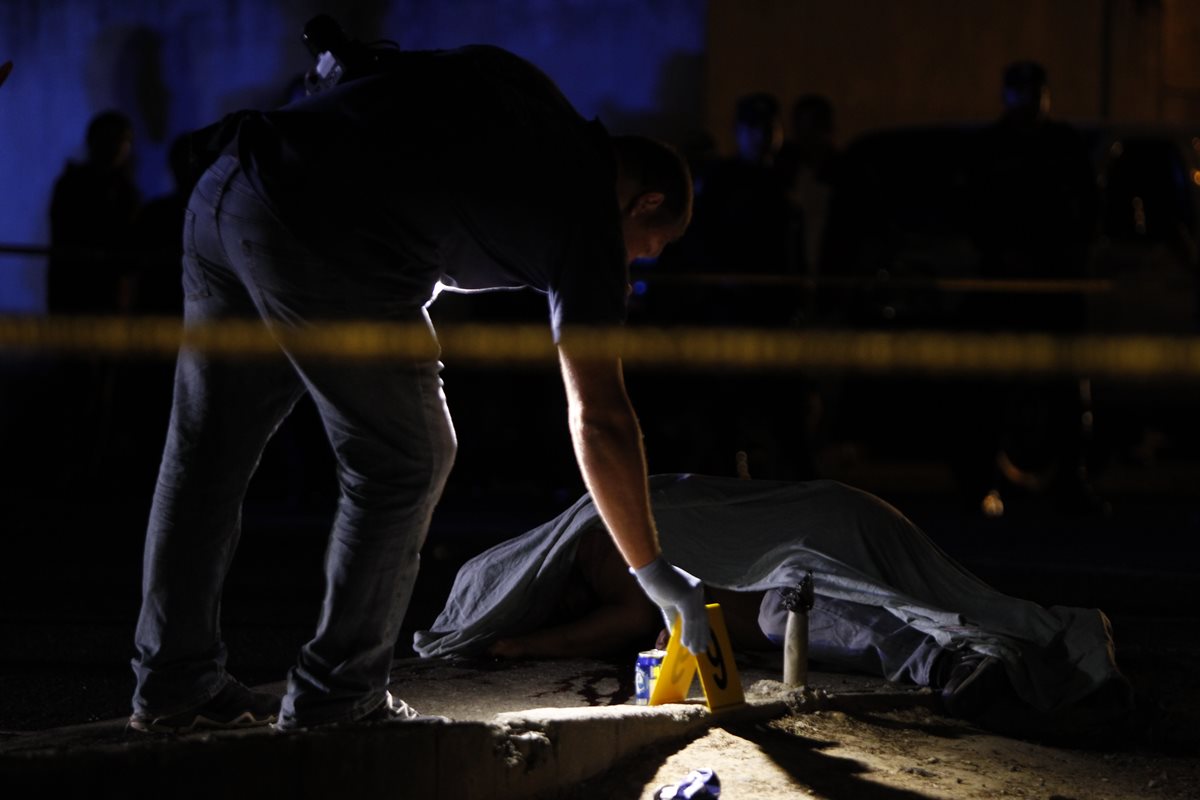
top-left (634, 649), bottom-right (666, 704)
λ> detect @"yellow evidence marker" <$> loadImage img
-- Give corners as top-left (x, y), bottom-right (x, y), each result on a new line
top-left (648, 603), bottom-right (745, 711)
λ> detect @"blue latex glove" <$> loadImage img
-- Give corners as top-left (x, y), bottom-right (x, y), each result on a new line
top-left (632, 556), bottom-right (710, 655)
top-left (654, 768), bottom-right (721, 800)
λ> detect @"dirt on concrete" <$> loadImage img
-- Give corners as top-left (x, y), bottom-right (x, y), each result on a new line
top-left (564, 624), bottom-right (1200, 800)
top-left (565, 707), bottom-right (1200, 800)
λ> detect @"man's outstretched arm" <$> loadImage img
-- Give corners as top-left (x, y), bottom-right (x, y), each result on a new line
top-left (558, 346), bottom-right (710, 654)
top-left (558, 348), bottom-right (657, 566)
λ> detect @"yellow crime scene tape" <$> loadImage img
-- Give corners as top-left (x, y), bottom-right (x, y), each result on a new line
top-left (639, 273), bottom-right (1116, 294)
top-left (2, 315), bottom-right (1200, 378)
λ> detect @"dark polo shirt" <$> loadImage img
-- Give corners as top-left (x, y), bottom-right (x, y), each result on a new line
top-left (234, 45), bottom-right (629, 341)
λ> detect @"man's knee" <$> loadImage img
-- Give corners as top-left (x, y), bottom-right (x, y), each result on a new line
top-left (437, 432), bottom-right (457, 484)
top-left (341, 442), bottom-right (453, 510)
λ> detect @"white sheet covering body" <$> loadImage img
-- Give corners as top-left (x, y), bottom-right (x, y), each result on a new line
top-left (414, 474), bottom-right (1126, 714)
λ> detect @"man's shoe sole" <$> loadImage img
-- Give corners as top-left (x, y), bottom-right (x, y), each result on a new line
top-left (129, 711), bottom-right (277, 734)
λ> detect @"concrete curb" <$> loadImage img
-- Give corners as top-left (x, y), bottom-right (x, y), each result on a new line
top-left (493, 703), bottom-right (713, 797)
top-left (0, 684), bottom-right (932, 799)
top-left (0, 715), bottom-right (698, 800)
top-left (0, 710), bottom-right (714, 799)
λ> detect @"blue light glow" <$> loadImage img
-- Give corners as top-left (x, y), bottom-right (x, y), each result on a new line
top-left (0, 0), bottom-right (705, 312)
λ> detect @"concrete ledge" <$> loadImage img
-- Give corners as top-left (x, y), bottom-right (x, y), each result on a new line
top-left (496, 703), bottom-right (713, 792)
top-left (0, 673), bottom-right (934, 799)
top-left (0, 708), bottom-right (712, 800)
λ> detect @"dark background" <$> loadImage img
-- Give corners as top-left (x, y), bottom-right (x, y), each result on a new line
top-left (1, 0), bottom-right (1198, 732)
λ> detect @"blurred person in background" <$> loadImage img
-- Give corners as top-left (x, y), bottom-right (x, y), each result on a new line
top-left (963, 61), bottom-right (1104, 515)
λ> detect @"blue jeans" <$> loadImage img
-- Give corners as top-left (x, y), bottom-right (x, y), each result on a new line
top-left (131, 155), bottom-right (456, 727)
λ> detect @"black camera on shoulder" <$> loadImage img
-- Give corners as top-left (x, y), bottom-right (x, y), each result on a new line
top-left (302, 15), bottom-right (402, 95)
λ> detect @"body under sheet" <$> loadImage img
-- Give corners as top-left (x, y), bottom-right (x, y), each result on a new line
top-left (414, 474), bottom-right (1127, 715)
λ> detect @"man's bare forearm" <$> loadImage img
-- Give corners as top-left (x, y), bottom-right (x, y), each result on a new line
top-left (570, 408), bottom-right (659, 568)
top-left (559, 349), bottom-right (660, 569)
top-left (559, 345), bottom-right (712, 655)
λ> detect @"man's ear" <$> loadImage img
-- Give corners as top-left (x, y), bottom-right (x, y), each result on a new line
top-left (631, 192), bottom-right (665, 218)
